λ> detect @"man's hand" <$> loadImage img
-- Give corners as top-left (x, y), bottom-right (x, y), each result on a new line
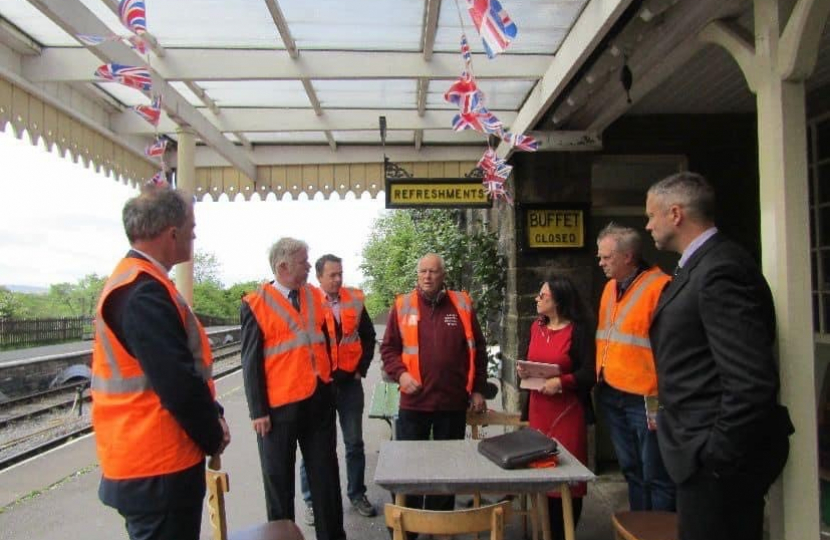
top-left (469, 392), bottom-right (486, 412)
top-left (252, 415), bottom-right (271, 436)
top-left (218, 417), bottom-right (231, 453)
top-left (398, 372), bottom-right (422, 395)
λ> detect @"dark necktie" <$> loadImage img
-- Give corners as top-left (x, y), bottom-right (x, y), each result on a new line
top-left (288, 289), bottom-right (300, 312)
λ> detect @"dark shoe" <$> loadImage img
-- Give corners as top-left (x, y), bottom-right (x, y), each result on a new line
top-left (351, 494), bottom-right (377, 517)
top-left (303, 504), bottom-right (315, 526)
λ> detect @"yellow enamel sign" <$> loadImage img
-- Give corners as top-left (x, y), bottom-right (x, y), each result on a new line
top-left (526, 208), bottom-right (585, 248)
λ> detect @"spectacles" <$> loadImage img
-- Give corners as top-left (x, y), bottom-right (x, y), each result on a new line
top-left (536, 292), bottom-right (552, 300)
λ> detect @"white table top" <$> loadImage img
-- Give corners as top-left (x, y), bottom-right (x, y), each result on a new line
top-left (374, 438), bottom-right (596, 495)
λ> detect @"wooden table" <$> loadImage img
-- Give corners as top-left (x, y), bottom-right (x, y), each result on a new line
top-left (374, 439), bottom-right (595, 540)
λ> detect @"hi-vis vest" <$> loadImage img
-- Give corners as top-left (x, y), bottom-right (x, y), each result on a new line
top-left (244, 283), bottom-right (331, 408)
top-left (395, 289), bottom-right (477, 393)
top-left (324, 287), bottom-right (365, 373)
top-left (91, 257), bottom-right (215, 480)
top-left (596, 266), bottom-right (669, 396)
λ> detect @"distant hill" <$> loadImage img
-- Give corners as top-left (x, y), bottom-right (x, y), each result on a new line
top-left (2, 284), bottom-right (48, 295)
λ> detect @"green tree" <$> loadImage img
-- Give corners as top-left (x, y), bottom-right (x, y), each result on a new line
top-left (47, 274), bottom-right (106, 317)
top-left (0, 287), bottom-right (21, 319)
top-left (194, 249), bottom-right (222, 285)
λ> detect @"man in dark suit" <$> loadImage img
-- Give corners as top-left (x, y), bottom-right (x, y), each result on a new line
top-left (645, 172), bottom-right (793, 540)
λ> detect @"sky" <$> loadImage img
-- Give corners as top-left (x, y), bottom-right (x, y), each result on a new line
top-left (0, 128), bottom-right (387, 290)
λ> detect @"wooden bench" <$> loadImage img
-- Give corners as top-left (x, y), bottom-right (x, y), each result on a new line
top-left (612, 511), bottom-right (678, 540)
top-left (368, 380), bottom-right (400, 439)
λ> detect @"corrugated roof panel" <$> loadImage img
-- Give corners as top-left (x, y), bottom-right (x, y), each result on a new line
top-left (244, 131), bottom-right (329, 143)
top-left (333, 130), bottom-right (412, 143)
top-left (315, 79), bottom-right (417, 109)
top-left (196, 80), bottom-right (311, 108)
top-left (278, 0), bottom-right (423, 50)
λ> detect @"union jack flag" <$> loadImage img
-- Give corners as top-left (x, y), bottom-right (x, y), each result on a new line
top-left (452, 111), bottom-right (486, 132)
top-left (145, 138), bottom-right (167, 158)
top-left (95, 63), bottom-right (152, 92)
top-left (132, 96), bottom-right (162, 126)
top-left (148, 170), bottom-right (168, 187)
top-left (479, 109), bottom-right (504, 136)
top-left (444, 71), bottom-right (483, 114)
top-left (119, 0), bottom-right (147, 35)
top-left (460, 34), bottom-right (472, 69)
top-left (466, 0), bottom-right (518, 59)
top-left (126, 34), bottom-right (147, 55)
top-left (502, 131), bottom-right (539, 152)
top-left (76, 34), bottom-right (110, 46)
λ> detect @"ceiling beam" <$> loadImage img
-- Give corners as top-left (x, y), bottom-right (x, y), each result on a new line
top-left (496, 0), bottom-right (636, 159)
top-left (414, 129), bottom-right (424, 151)
top-left (183, 81), bottom-right (221, 115)
top-left (195, 144), bottom-right (486, 167)
top-left (325, 131), bottom-right (337, 151)
top-left (422, 0), bottom-right (442, 60)
top-left (263, 0), bottom-right (298, 59)
top-left (23, 48), bottom-right (550, 82)
top-left (113, 108), bottom-right (520, 134)
top-left (0, 16), bottom-right (42, 55)
top-left (301, 78), bottom-right (324, 115)
top-left (417, 78), bottom-right (429, 116)
top-left (234, 131), bottom-right (253, 150)
top-left (24, 0), bottom-right (256, 180)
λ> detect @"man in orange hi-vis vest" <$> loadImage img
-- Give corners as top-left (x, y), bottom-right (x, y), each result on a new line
top-left (595, 222), bottom-right (676, 512)
top-left (92, 186), bottom-right (230, 540)
top-left (381, 252), bottom-right (488, 516)
top-left (298, 254), bottom-right (377, 527)
top-left (240, 238), bottom-right (346, 540)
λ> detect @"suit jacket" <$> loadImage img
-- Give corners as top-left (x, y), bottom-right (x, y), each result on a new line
top-left (649, 233), bottom-right (793, 484)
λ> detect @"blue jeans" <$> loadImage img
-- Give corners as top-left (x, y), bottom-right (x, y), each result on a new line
top-left (300, 375), bottom-right (366, 503)
top-left (597, 384), bottom-right (676, 511)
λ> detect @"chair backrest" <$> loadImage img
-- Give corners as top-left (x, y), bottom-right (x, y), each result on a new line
top-left (206, 456), bottom-right (305, 540)
top-left (466, 409), bottom-right (528, 439)
top-left (384, 501), bottom-right (510, 540)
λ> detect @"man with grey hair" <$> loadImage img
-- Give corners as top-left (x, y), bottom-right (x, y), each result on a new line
top-left (646, 172), bottom-right (793, 540)
top-left (240, 237), bottom-right (346, 540)
top-left (92, 186), bottom-right (230, 540)
top-left (595, 222), bottom-right (675, 511)
top-left (381, 253), bottom-right (488, 516)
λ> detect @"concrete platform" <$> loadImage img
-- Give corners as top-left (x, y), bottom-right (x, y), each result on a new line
top-left (0, 347), bottom-right (628, 540)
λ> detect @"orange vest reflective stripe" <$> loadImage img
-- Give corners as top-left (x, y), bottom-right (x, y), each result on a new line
top-left (324, 287), bottom-right (365, 373)
top-left (91, 257), bottom-right (215, 480)
top-left (244, 283), bottom-right (331, 408)
top-left (596, 266), bottom-right (669, 396)
top-left (395, 289), bottom-right (477, 393)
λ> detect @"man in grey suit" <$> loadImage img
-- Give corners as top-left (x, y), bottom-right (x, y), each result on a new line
top-left (645, 172), bottom-right (793, 540)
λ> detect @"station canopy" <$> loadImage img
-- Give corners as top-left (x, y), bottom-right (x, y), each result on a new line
top-left (0, 0), bottom-right (828, 199)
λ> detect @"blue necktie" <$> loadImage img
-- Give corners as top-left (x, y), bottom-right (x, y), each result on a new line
top-left (288, 289), bottom-right (300, 312)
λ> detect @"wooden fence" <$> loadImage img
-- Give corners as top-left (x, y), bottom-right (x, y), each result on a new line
top-left (0, 316), bottom-right (92, 349)
top-left (0, 313), bottom-right (236, 350)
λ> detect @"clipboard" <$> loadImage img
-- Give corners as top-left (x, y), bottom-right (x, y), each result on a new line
top-left (517, 360), bottom-right (561, 391)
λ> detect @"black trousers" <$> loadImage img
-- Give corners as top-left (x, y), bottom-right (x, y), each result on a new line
top-left (257, 382), bottom-right (346, 540)
top-left (119, 506), bottom-right (201, 540)
top-left (675, 432), bottom-right (789, 540)
top-left (394, 409), bottom-right (467, 511)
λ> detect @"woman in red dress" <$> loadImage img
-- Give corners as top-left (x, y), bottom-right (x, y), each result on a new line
top-left (517, 275), bottom-right (596, 540)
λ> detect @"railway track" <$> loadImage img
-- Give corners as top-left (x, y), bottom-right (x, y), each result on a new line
top-left (0, 343), bottom-right (242, 472)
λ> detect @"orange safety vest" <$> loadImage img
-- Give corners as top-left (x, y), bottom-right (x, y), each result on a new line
top-left (596, 266), bottom-right (669, 396)
top-left (244, 283), bottom-right (331, 408)
top-left (91, 257), bottom-right (215, 480)
top-left (395, 289), bottom-right (477, 393)
top-left (324, 287), bottom-right (365, 373)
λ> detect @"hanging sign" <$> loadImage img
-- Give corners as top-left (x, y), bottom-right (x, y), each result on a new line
top-left (522, 204), bottom-right (588, 249)
top-left (386, 178), bottom-right (492, 209)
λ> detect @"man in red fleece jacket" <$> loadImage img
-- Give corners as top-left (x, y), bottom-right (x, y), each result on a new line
top-left (381, 253), bottom-right (488, 515)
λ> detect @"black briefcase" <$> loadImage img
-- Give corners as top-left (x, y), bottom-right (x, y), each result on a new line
top-left (477, 428), bottom-right (558, 469)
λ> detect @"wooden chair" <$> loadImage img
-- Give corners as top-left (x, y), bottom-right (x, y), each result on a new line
top-left (206, 456), bottom-right (305, 540)
top-left (466, 410), bottom-right (538, 540)
top-left (385, 501), bottom-right (511, 540)
top-left (611, 511), bottom-right (678, 540)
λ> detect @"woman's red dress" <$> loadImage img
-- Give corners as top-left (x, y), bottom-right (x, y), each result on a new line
top-left (527, 321), bottom-right (587, 498)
